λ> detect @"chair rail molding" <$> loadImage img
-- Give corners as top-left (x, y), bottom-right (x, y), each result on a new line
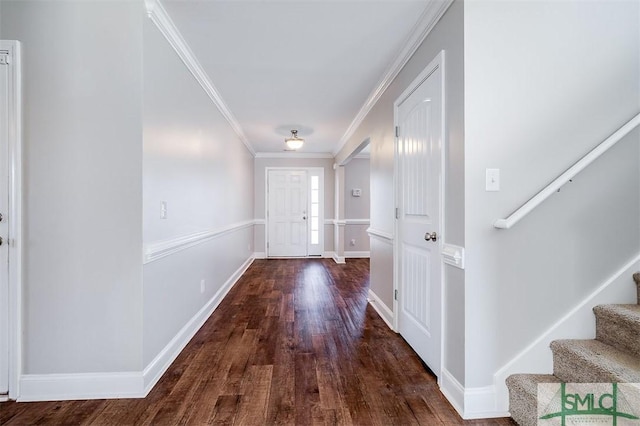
top-left (144, 220), bottom-right (256, 263)
top-left (367, 227), bottom-right (394, 242)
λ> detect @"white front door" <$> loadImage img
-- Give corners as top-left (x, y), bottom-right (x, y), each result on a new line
top-left (394, 52), bottom-right (444, 377)
top-left (267, 170), bottom-right (308, 257)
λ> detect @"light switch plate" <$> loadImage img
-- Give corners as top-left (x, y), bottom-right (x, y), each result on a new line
top-left (486, 169), bottom-right (500, 191)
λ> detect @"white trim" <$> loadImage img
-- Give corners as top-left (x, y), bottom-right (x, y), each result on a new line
top-left (254, 219), bottom-right (266, 226)
top-left (18, 372), bottom-right (144, 402)
top-left (253, 251), bottom-right (266, 259)
top-left (366, 227), bottom-right (394, 242)
top-left (494, 112), bottom-right (640, 229)
top-left (325, 218), bottom-right (372, 226)
top-left (255, 152), bottom-right (334, 159)
top-left (345, 251), bottom-right (370, 258)
top-left (323, 251), bottom-right (345, 264)
top-left (144, 0), bottom-right (254, 156)
top-left (492, 252), bottom-right (640, 413)
top-left (442, 243), bottom-right (465, 269)
top-left (339, 137), bottom-right (371, 166)
top-left (440, 368), bottom-right (509, 420)
top-left (439, 369), bottom-right (465, 418)
top-left (144, 220), bottom-right (255, 264)
top-left (143, 256), bottom-right (254, 393)
top-left (367, 289), bottom-right (394, 330)
top-left (344, 219), bottom-right (370, 226)
top-left (1, 40), bottom-right (23, 401)
top-left (439, 370), bottom-right (509, 420)
top-left (463, 386), bottom-right (508, 419)
top-left (333, 0), bottom-right (453, 156)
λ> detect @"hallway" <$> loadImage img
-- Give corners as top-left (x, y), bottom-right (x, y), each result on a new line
top-left (1, 259), bottom-right (515, 425)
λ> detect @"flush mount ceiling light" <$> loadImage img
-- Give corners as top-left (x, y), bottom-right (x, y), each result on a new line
top-left (285, 129), bottom-right (304, 150)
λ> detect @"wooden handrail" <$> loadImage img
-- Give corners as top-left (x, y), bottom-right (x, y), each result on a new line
top-left (494, 112), bottom-right (640, 229)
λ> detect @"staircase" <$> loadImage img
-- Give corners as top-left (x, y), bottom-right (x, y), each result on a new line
top-left (506, 273), bottom-right (640, 425)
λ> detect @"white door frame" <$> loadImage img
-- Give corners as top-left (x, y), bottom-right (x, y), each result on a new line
top-left (0, 40), bottom-right (23, 401)
top-left (392, 50), bottom-right (446, 377)
top-left (264, 167), bottom-right (324, 257)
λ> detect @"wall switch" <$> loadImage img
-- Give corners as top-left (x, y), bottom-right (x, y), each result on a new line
top-left (160, 201), bottom-right (168, 219)
top-left (485, 169), bottom-right (500, 192)
top-left (350, 239), bottom-right (356, 246)
top-left (200, 279), bottom-right (205, 293)
top-left (352, 188), bottom-right (362, 197)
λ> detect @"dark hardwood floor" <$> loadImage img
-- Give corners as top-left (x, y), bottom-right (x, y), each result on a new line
top-left (1, 258), bottom-right (515, 425)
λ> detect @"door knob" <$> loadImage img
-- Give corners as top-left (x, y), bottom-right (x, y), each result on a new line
top-left (424, 232), bottom-right (437, 242)
top-left (0, 236), bottom-right (3, 246)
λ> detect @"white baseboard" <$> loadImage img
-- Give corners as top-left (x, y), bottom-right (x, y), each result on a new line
top-left (323, 251), bottom-right (346, 264)
top-left (253, 251), bottom-right (266, 259)
top-left (143, 255), bottom-right (255, 393)
top-left (439, 369), bottom-right (509, 419)
top-left (463, 385), bottom-right (508, 419)
top-left (18, 372), bottom-right (144, 402)
top-left (492, 252), bottom-right (640, 413)
top-left (439, 369), bottom-right (464, 417)
top-left (367, 289), bottom-right (394, 330)
top-left (345, 251), bottom-right (370, 258)
top-left (17, 255), bottom-right (255, 402)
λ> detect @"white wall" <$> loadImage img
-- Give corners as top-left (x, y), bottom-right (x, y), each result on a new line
top-left (464, 0), bottom-right (640, 391)
top-left (0, 1), bottom-right (145, 373)
top-left (335, 0), bottom-right (466, 383)
top-left (254, 157), bottom-right (335, 254)
top-left (344, 158), bottom-right (370, 253)
top-left (142, 20), bottom-right (254, 367)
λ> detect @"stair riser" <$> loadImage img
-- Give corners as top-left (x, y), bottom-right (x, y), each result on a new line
top-left (508, 390), bottom-right (538, 426)
top-left (552, 345), bottom-right (638, 383)
top-left (596, 316), bottom-right (640, 358)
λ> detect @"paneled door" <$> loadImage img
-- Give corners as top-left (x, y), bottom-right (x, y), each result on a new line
top-left (394, 52), bottom-right (444, 377)
top-left (267, 170), bottom-right (308, 257)
top-left (0, 41), bottom-right (15, 399)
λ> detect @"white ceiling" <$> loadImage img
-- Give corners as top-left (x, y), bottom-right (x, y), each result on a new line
top-left (162, 0), bottom-right (433, 155)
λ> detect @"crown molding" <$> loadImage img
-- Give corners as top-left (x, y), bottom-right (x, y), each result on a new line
top-left (254, 152), bottom-right (334, 159)
top-left (144, 0), bottom-right (255, 156)
top-left (332, 0), bottom-right (453, 156)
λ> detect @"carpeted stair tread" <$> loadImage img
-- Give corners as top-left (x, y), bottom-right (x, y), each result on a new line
top-left (551, 339), bottom-right (640, 383)
top-left (594, 304), bottom-right (640, 357)
top-left (506, 374), bottom-right (561, 426)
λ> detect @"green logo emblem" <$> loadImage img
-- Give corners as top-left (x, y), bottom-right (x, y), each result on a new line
top-left (538, 383), bottom-right (640, 425)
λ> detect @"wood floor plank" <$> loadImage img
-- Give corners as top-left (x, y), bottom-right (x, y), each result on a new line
top-left (1, 258), bottom-right (517, 425)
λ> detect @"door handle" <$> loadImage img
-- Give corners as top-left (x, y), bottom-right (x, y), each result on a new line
top-left (424, 232), bottom-right (437, 242)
